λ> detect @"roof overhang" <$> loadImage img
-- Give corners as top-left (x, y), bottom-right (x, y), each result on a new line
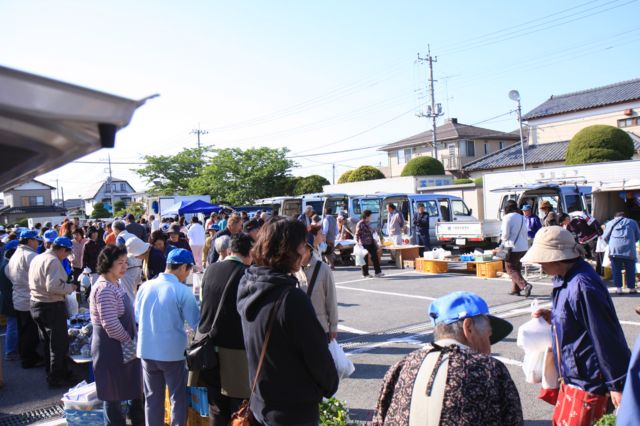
top-left (0, 65), bottom-right (157, 192)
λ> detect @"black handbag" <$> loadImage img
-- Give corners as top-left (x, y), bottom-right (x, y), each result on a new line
top-left (186, 273), bottom-right (234, 371)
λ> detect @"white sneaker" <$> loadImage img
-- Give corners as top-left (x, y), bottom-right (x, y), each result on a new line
top-left (615, 288), bottom-right (623, 294)
top-left (629, 288), bottom-right (637, 294)
top-left (375, 272), bottom-right (385, 278)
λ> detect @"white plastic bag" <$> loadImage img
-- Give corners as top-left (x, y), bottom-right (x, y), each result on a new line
top-left (65, 292), bottom-right (79, 316)
top-left (602, 246), bottom-right (611, 268)
top-left (353, 245), bottom-right (367, 266)
top-left (522, 350), bottom-right (545, 384)
top-left (329, 339), bottom-right (355, 379)
top-left (517, 316), bottom-right (552, 353)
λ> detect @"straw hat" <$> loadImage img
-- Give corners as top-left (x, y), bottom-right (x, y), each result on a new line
top-left (539, 200), bottom-right (553, 210)
top-left (521, 226), bottom-right (584, 263)
top-left (125, 236), bottom-right (151, 258)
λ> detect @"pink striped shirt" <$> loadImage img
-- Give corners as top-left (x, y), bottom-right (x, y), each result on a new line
top-left (89, 276), bottom-right (131, 343)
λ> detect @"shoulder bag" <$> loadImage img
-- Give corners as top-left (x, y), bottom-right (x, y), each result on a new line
top-left (503, 215), bottom-right (525, 262)
top-left (306, 261), bottom-right (322, 297)
top-left (185, 273), bottom-right (235, 371)
top-left (231, 289), bottom-right (289, 426)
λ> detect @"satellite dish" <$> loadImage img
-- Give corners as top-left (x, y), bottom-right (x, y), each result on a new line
top-left (508, 90), bottom-right (520, 101)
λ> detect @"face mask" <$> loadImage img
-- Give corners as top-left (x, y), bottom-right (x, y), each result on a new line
top-left (318, 242), bottom-right (328, 252)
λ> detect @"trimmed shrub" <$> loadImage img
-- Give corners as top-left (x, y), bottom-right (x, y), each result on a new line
top-left (293, 175), bottom-right (330, 195)
top-left (401, 156), bottom-right (445, 176)
top-left (565, 125), bottom-right (634, 165)
top-left (348, 166), bottom-right (385, 182)
top-left (453, 178), bottom-right (473, 184)
top-left (337, 170), bottom-right (353, 184)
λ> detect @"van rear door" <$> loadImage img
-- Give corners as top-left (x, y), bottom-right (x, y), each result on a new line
top-left (381, 195), bottom-right (410, 237)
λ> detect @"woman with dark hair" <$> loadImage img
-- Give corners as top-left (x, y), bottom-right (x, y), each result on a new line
top-left (148, 229), bottom-right (167, 254)
top-left (356, 210), bottom-right (383, 278)
top-left (90, 245), bottom-right (144, 425)
top-left (237, 217), bottom-right (338, 425)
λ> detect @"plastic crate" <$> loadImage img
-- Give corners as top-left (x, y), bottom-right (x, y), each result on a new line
top-left (416, 258), bottom-right (449, 274)
top-left (188, 386), bottom-right (209, 417)
top-left (64, 408), bottom-right (104, 426)
top-left (474, 254), bottom-right (493, 262)
top-left (476, 260), bottom-right (504, 278)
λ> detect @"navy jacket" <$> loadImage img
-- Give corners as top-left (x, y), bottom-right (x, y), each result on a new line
top-left (551, 259), bottom-right (630, 395)
top-left (617, 336), bottom-right (640, 425)
top-left (414, 212), bottom-right (429, 235)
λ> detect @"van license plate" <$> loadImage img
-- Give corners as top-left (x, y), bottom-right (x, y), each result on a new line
top-left (455, 238), bottom-right (466, 246)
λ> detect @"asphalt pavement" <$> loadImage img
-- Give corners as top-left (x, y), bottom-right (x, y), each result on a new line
top-left (1, 256), bottom-right (639, 425)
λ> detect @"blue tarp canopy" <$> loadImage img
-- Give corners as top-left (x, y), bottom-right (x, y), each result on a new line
top-left (163, 199), bottom-right (221, 216)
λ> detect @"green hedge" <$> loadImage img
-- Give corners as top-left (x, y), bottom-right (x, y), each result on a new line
top-left (566, 125), bottom-right (634, 165)
top-left (401, 156), bottom-right (445, 176)
top-left (348, 166), bottom-right (385, 182)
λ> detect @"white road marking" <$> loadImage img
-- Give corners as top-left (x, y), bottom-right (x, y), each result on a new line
top-left (336, 285), bottom-right (437, 301)
top-left (335, 270), bottom-right (416, 285)
top-left (338, 324), bottom-right (369, 335)
top-left (620, 320), bottom-right (640, 327)
top-left (493, 355), bottom-right (523, 367)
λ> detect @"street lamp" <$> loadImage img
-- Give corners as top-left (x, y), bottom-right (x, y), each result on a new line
top-left (509, 90), bottom-right (526, 171)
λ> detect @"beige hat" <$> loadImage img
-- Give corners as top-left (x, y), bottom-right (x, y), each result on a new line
top-left (521, 226), bottom-right (584, 263)
top-left (125, 236), bottom-right (151, 258)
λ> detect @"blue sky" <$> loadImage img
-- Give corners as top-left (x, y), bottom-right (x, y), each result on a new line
top-left (2, 0), bottom-right (638, 199)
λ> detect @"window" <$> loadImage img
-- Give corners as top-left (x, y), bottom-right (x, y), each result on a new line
top-left (483, 143), bottom-right (489, 155)
top-left (451, 199), bottom-right (471, 216)
top-left (397, 149), bottom-right (405, 164)
top-left (413, 200), bottom-right (439, 217)
top-left (404, 148), bottom-right (412, 162)
top-left (563, 195), bottom-right (583, 213)
top-left (21, 196), bottom-right (44, 206)
top-left (120, 183), bottom-right (126, 191)
top-left (618, 117), bottom-right (639, 128)
top-left (499, 141), bottom-right (505, 149)
top-left (465, 140), bottom-right (475, 157)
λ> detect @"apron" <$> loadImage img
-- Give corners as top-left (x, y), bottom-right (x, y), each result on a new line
top-left (91, 292), bottom-right (143, 401)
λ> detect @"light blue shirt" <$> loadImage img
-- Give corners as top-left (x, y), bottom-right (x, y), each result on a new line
top-left (135, 272), bottom-right (200, 362)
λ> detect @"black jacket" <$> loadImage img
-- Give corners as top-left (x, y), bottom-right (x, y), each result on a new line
top-left (126, 222), bottom-right (147, 243)
top-left (197, 258), bottom-right (247, 349)
top-left (237, 265), bottom-right (338, 425)
top-left (0, 258), bottom-right (15, 316)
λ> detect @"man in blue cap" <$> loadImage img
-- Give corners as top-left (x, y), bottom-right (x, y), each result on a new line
top-left (4, 230), bottom-right (43, 369)
top-left (28, 236), bottom-right (78, 387)
top-left (373, 291), bottom-right (522, 425)
top-left (135, 248), bottom-right (200, 426)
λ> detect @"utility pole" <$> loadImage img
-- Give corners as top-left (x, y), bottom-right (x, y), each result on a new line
top-left (55, 178), bottom-right (60, 204)
top-left (61, 187), bottom-right (65, 209)
top-left (190, 123), bottom-right (209, 149)
top-left (417, 45), bottom-right (443, 159)
top-left (106, 153), bottom-right (113, 214)
top-left (332, 164), bottom-right (336, 185)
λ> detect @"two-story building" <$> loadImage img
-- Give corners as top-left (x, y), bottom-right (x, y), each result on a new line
top-left (0, 180), bottom-right (66, 225)
top-left (379, 118), bottom-right (521, 178)
top-left (83, 177), bottom-right (137, 216)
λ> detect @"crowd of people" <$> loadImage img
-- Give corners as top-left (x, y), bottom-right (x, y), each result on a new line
top-left (0, 196), bottom-right (638, 426)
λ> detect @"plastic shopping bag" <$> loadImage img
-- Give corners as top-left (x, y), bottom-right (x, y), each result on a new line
top-left (517, 316), bottom-right (552, 353)
top-left (353, 245), bottom-right (367, 267)
top-left (65, 292), bottom-right (79, 316)
top-left (522, 350), bottom-right (545, 384)
top-left (602, 246), bottom-right (611, 268)
top-left (329, 339), bottom-right (355, 379)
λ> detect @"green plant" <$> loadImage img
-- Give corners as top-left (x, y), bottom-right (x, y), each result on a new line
top-left (337, 170), bottom-right (353, 184)
top-left (319, 398), bottom-right (353, 426)
top-left (401, 156), bottom-right (445, 176)
top-left (15, 218), bottom-right (28, 227)
top-left (453, 178), bottom-right (473, 184)
top-left (565, 124), bottom-right (634, 165)
top-left (91, 202), bottom-right (111, 219)
top-left (474, 177), bottom-right (483, 186)
top-left (348, 166), bottom-right (385, 182)
top-left (293, 175), bottom-right (330, 195)
top-left (595, 414), bottom-right (616, 426)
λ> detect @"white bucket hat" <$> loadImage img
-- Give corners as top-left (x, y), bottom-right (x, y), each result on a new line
top-left (125, 236), bottom-right (151, 258)
top-left (521, 226), bottom-right (585, 263)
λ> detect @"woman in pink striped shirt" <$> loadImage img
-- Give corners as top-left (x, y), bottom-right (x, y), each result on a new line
top-left (90, 245), bottom-right (144, 425)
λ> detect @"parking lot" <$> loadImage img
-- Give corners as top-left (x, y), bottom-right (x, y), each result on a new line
top-left (1, 257), bottom-right (639, 425)
top-left (331, 259), bottom-right (640, 425)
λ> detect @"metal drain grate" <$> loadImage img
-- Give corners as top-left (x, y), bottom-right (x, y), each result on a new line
top-left (0, 404), bottom-right (64, 426)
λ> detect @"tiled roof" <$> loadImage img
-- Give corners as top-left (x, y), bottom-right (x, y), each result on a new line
top-left (0, 205), bottom-right (66, 215)
top-left (379, 119), bottom-right (520, 151)
top-left (463, 138), bottom-right (640, 172)
top-left (523, 78), bottom-right (640, 120)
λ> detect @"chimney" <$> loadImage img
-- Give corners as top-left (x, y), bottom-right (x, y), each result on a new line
top-left (449, 118), bottom-right (458, 124)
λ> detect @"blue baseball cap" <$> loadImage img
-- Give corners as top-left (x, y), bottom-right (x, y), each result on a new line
top-left (4, 240), bottom-right (19, 251)
top-left (521, 204), bottom-right (532, 211)
top-left (53, 236), bottom-right (73, 250)
top-left (43, 230), bottom-right (59, 243)
top-left (428, 291), bottom-right (513, 344)
top-left (19, 230), bottom-right (41, 240)
top-left (166, 248), bottom-right (195, 265)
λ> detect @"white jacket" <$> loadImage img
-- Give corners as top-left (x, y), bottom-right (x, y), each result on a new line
top-left (187, 223), bottom-right (205, 246)
top-left (5, 244), bottom-right (38, 311)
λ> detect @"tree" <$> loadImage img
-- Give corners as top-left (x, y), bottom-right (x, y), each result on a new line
top-left (401, 156), bottom-right (445, 176)
top-left (347, 166), bottom-right (385, 182)
top-left (126, 201), bottom-right (145, 218)
top-left (113, 200), bottom-right (126, 217)
top-left (293, 175), bottom-right (330, 195)
top-left (337, 170), bottom-right (353, 184)
top-left (189, 147), bottom-right (296, 205)
top-left (91, 202), bottom-right (110, 219)
top-left (136, 146), bottom-right (212, 195)
top-left (565, 125), bottom-right (634, 165)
